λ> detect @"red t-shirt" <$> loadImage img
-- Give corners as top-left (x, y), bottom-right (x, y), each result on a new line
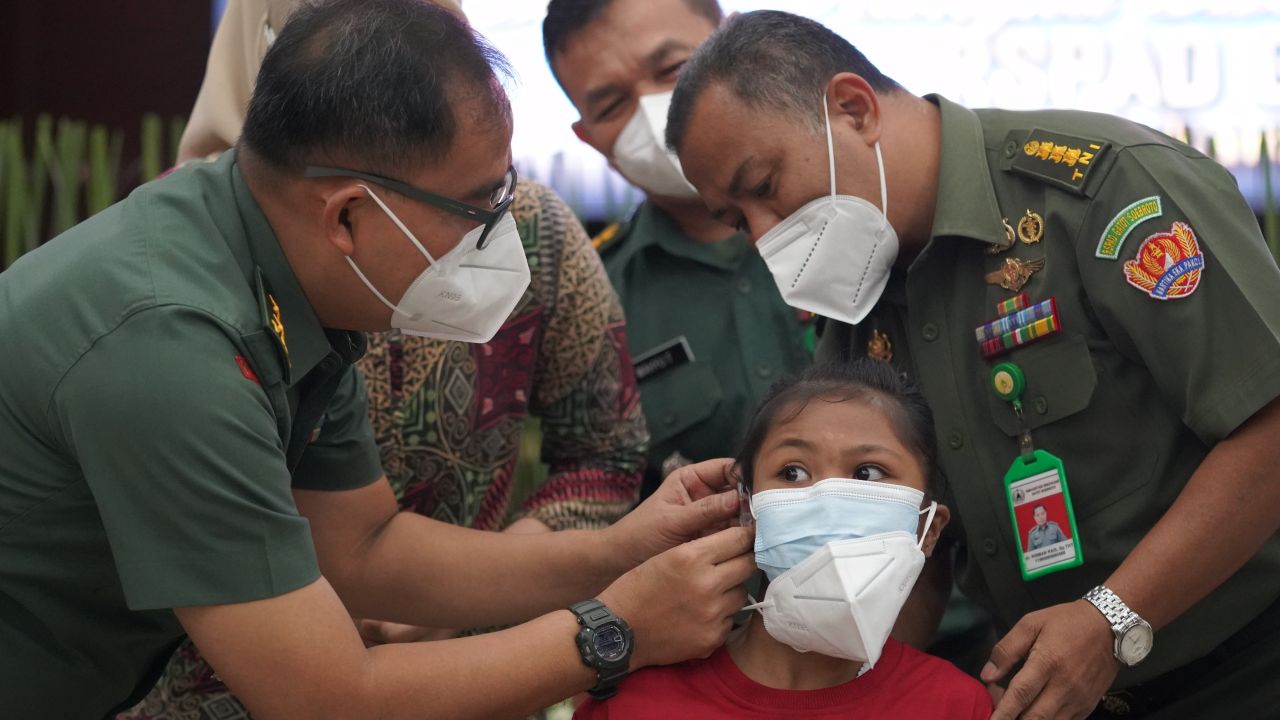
top-left (575, 639), bottom-right (992, 719)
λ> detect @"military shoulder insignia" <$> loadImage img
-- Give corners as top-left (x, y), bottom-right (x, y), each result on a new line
top-left (592, 222), bottom-right (622, 252)
top-left (1096, 196), bottom-right (1162, 259)
top-left (268, 293), bottom-right (290, 364)
top-left (1123, 221), bottom-right (1204, 300)
top-left (1007, 129), bottom-right (1110, 195)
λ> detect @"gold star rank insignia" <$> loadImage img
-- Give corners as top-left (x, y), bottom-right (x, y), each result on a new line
top-left (985, 257), bottom-right (1046, 292)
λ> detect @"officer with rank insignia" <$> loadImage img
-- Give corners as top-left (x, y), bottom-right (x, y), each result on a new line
top-left (0, 2), bottom-right (756, 717)
top-left (542, 0), bottom-right (811, 496)
top-left (668, 10), bottom-right (1280, 719)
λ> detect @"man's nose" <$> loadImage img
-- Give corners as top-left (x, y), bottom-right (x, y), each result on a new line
top-left (743, 208), bottom-right (784, 244)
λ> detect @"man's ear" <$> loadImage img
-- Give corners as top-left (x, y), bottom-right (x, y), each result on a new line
top-left (921, 503), bottom-right (951, 558)
top-left (319, 184), bottom-right (369, 257)
top-left (825, 72), bottom-right (882, 146)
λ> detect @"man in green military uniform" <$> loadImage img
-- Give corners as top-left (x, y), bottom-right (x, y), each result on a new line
top-left (667, 10), bottom-right (1280, 719)
top-left (0, 2), bottom-right (756, 717)
top-left (542, 0), bottom-right (810, 495)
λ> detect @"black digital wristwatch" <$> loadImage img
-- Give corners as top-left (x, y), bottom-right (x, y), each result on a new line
top-left (568, 599), bottom-right (633, 700)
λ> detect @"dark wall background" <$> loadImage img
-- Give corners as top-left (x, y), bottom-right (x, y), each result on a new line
top-left (0, 1), bottom-right (210, 159)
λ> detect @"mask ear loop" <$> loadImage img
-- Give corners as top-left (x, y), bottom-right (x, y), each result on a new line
top-left (358, 184), bottom-right (440, 266)
top-left (916, 501), bottom-right (939, 551)
top-left (822, 91), bottom-right (838, 205)
top-left (823, 91), bottom-right (890, 222)
top-left (873, 141), bottom-right (888, 220)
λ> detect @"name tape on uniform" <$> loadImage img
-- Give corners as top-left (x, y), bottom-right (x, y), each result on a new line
top-left (633, 336), bottom-right (695, 383)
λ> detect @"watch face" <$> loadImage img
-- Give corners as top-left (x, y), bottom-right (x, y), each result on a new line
top-left (1119, 623), bottom-right (1154, 664)
top-left (592, 624), bottom-right (628, 663)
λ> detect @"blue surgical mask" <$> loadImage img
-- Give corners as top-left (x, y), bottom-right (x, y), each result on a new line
top-left (751, 477), bottom-right (929, 581)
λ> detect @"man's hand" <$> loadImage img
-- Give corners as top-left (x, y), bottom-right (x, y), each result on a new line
top-left (599, 524), bottom-right (755, 669)
top-left (605, 458), bottom-right (741, 567)
top-left (982, 599), bottom-right (1118, 720)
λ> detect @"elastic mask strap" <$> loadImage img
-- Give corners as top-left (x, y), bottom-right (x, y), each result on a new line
top-left (345, 257), bottom-right (404, 316)
top-left (742, 593), bottom-right (769, 613)
top-left (874, 141), bottom-right (888, 219)
top-left (822, 91), bottom-right (837, 202)
top-left (916, 501), bottom-right (938, 550)
top-left (358, 184), bottom-right (439, 265)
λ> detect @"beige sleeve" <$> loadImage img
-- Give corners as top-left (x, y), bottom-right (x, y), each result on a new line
top-left (178, 0), bottom-right (276, 162)
top-left (178, 0), bottom-right (464, 164)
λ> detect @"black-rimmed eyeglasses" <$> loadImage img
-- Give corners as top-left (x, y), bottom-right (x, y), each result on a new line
top-left (303, 164), bottom-right (518, 250)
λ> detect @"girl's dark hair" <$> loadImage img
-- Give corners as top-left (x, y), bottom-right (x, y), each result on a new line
top-left (734, 360), bottom-right (942, 499)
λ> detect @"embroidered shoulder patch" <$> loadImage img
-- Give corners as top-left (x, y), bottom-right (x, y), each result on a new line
top-left (1009, 129), bottom-right (1110, 195)
top-left (1096, 196), bottom-right (1162, 259)
top-left (1123, 221), bottom-right (1205, 300)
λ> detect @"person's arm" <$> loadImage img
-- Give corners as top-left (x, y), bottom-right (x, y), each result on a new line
top-left (983, 146), bottom-right (1280, 719)
top-left (182, 522), bottom-right (754, 720)
top-left (985, 397), bottom-right (1280, 718)
top-left (517, 181), bottom-right (647, 532)
top-left (301, 458), bottom-right (745, 629)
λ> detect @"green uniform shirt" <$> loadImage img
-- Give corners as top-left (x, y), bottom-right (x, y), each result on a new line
top-left (598, 202), bottom-right (810, 492)
top-left (0, 151), bottom-right (383, 717)
top-left (818, 95), bottom-right (1280, 689)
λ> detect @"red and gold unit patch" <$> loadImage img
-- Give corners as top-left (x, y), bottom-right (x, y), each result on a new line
top-left (1123, 222), bottom-right (1205, 300)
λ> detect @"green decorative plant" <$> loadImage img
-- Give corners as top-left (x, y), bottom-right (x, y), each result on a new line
top-left (0, 114), bottom-right (186, 270)
top-left (87, 125), bottom-right (124, 216)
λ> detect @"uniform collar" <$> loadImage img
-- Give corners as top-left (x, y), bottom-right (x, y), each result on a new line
top-left (226, 151), bottom-right (354, 385)
top-left (634, 201), bottom-right (748, 272)
top-left (925, 94), bottom-right (1009, 250)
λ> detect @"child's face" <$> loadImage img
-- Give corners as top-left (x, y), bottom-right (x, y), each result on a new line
top-left (752, 396), bottom-right (927, 495)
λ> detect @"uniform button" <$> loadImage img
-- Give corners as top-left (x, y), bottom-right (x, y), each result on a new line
top-left (947, 431), bottom-right (964, 449)
top-left (663, 412), bottom-right (677, 427)
top-left (1034, 396), bottom-right (1048, 415)
top-left (921, 323), bottom-right (939, 342)
top-left (982, 537), bottom-right (999, 556)
top-left (320, 357), bottom-right (340, 371)
top-left (1004, 139), bottom-right (1018, 158)
top-left (756, 363), bottom-right (773, 379)
top-left (737, 277), bottom-right (753, 294)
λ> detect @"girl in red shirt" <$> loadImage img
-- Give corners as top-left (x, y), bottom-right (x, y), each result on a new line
top-left (577, 361), bottom-right (993, 719)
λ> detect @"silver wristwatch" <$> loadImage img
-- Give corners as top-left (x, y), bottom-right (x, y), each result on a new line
top-left (1083, 585), bottom-right (1154, 667)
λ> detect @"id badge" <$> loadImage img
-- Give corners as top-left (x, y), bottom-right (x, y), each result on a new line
top-left (1005, 449), bottom-right (1083, 580)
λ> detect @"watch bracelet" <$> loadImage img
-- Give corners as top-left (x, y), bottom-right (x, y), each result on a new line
top-left (1085, 585), bottom-right (1137, 629)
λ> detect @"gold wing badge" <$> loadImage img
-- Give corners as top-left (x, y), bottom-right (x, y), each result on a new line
top-left (985, 257), bottom-right (1046, 293)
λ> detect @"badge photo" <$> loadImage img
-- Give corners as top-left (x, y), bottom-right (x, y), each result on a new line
top-left (1005, 450), bottom-right (1084, 580)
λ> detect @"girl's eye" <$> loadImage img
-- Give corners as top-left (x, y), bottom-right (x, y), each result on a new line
top-left (780, 464), bottom-right (811, 483)
top-left (854, 464), bottom-right (887, 482)
top-left (751, 179), bottom-right (771, 198)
